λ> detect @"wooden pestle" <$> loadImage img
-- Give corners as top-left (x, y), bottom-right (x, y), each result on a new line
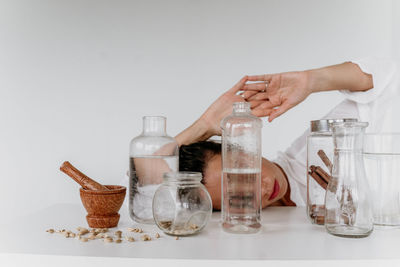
top-left (60, 161), bottom-right (109, 191)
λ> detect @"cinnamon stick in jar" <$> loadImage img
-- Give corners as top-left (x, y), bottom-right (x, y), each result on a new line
top-left (317, 150), bottom-right (333, 172)
top-left (314, 166), bottom-right (331, 184)
top-left (308, 166), bottom-right (328, 190)
top-left (60, 161), bottom-right (109, 191)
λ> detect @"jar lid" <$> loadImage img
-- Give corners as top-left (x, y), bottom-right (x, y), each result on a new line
top-left (310, 118), bottom-right (358, 133)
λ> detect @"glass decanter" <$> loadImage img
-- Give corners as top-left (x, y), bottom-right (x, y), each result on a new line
top-left (325, 121), bottom-right (373, 238)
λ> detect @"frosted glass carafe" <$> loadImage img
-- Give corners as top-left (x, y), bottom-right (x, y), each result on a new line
top-left (325, 121), bottom-right (373, 238)
top-left (220, 102), bottom-right (262, 234)
top-left (129, 116), bottom-right (179, 224)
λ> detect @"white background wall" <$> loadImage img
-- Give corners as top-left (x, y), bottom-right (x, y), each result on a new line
top-left (0, 0), bottom-right (397, 218)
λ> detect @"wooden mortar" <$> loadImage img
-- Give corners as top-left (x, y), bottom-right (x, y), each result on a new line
top-left (60, 161), bottom-right (126, 228)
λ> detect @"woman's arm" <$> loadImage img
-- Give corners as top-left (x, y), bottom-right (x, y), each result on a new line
top-left (307, 62), bottom-right (373, 93)
top-left (242, 62), bottom-right (373, 121)
top-left (175, 76), bottom-right (248, 146)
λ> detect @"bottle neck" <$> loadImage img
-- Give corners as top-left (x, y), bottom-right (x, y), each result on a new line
top-left (232, 102), bottom-right (251, 114)
top-left (142, 116), bottom-right (167, 136)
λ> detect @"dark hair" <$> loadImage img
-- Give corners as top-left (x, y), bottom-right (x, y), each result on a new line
top-left (179, 141), bottom-right (221, 184)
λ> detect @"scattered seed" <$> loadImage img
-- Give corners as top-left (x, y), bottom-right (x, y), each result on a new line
top-left (79, 229), bottom-right (89, 236)
top-left (115, 230), bottom-right (122, 238)
top-left (127, 227), bottom-right (143, 233)
top-left (48, 226), bottom-right (172, 243)
top-left (104, 237), bottom-right (113, 243)
top-left (189, 224), bottom-right (199, 230)
top-left (141, 234), bottom-right (151, 241)
top-left (159, 221), bottom-right (173, 229)
top-left (96, 233), bottom-right (104, 239)
top-left (126, 236), bottom-right (135, 242)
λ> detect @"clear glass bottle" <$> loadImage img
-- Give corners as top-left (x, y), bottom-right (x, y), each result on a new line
top-left (325, 121), bottom-right (373, 238)
top-left (129, 116), bottom-right (179, 224)
top-left (220, 102), bottom-right (262, 234)
top-left (307, 118), bottom-right (357, 225)
top-left (153, 172), bottom-right (212, 236)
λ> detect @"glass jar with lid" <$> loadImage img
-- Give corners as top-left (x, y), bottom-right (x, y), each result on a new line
top-left (152, 172), bottom-right (212, 236)
top-left (307, 118), bottom-right (357, 225)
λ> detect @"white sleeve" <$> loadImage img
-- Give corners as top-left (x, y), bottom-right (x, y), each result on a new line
top-left (340, 57), bottom-right (398, 104)
top-left (273, 100), bottom-right (359, 206)
top-left (273, 131), bottom-right (308, 207)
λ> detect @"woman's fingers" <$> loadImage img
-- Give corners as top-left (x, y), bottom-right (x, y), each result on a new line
top-left (247, 92), bottom-right (269, 101)
top-left (268, 102), bottom-right (292, 122)
top-left (242, 82), bottom-right (268, 91)
top-left (228, 76), bottom-right (248, 93)
top-left (247, 74), bottom-right (273, 82)
top-left (248, 100), bottom-right (264, 109)
top-left (242, 90), bottom-right (258, 99)
top-left (252, 107), bottom-right (274, 118)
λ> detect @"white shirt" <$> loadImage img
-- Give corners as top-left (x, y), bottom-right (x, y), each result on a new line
top-left (274, 57), bottom-right (400, 206)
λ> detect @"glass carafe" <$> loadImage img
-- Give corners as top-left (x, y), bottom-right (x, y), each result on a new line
top-left (325, 121), bottom-right (373, 238)
top-left (129, 116), bottom-right (179, 224)
top-left (220, 102), bottom-right (262, 234)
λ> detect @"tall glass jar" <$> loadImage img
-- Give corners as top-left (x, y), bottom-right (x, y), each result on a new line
top-left (325, 121), bottom-right (373, 238)
top-left (153, 172), bottom-right (212, 236)
top-left (129, 116), bottom-right (179, 224)
top-left (307, 118), bottom-right (357, 225)
top-left (220, 102), bottom-right (262, 234)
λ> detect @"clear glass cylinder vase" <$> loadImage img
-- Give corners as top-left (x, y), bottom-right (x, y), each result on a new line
top-left (220, 102), bottom-right (262, 234)
top-left (325, 121), bottom-right (373, 238)
top-left (129, 116), bottom-right (179, 224)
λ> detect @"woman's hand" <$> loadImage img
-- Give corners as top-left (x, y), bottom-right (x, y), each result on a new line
top-left (242, 62), bottom-right (373, 122)
top-left (199, 76), bottom-right (248, 136)
top-left (175, 76), bottom-right (248, 146)
top-left (242, 71), bottom-right (312, 122)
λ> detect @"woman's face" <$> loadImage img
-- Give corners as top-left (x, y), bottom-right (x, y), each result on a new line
top-left (203, 154), bottom-right (287, 210)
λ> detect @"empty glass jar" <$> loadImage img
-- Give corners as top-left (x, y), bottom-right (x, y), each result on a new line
top-left (153, 172), bottom-right (212, 236)
top-left (364, 133), bottom-right (400, 227)
top-left (129, 116), bottom-right (179, 224)
top-left (307, 118), bottom-right (357, 225)
top-left (325, 121), bottom-right (373, 238)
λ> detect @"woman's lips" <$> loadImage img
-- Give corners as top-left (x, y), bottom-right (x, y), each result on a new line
top-left (268, 180), bottom-right (280, 201)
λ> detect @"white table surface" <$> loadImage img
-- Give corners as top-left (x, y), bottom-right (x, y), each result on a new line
top-left (1, 204), bottom-right (400, 261)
